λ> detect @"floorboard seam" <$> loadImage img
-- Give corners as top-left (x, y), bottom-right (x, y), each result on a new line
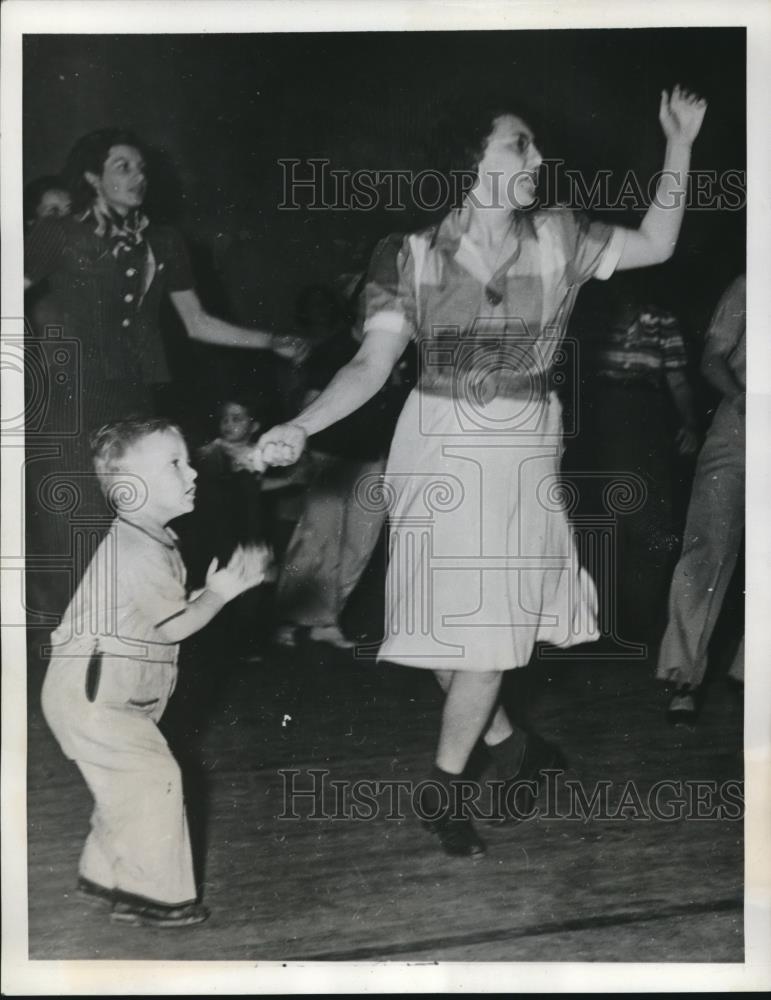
top-left (288, 896), bottom-right (744, 962)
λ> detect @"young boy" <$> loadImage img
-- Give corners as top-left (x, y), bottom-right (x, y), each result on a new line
top-left (41, 417), bottom-right (268, 928)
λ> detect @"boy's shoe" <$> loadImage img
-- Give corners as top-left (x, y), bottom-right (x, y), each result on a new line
top-left (76, 876), bottom-right (115, 907)
top-left (110, 898), bottom-right (210, 928)
top-left (309, 624), bottom-right (355, 649)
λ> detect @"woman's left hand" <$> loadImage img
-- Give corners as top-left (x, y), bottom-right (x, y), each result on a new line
top-left (659, 84), bottom-right (707, 146)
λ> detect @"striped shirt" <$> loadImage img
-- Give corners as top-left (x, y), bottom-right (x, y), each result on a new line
top-left (591, 306), bottom-right (688, 388)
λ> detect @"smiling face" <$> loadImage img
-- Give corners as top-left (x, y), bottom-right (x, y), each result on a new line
top-left (85, 144), bottom-right (147, 216)
top-left (120, 429), bottom-right (198, 524)
top-left (475, 114), bottom-right (542, 210)
top-left (219, 402), bottom-right (257, 444)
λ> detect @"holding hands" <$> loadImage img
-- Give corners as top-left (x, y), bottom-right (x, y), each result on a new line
top-left (659, 84), bottom-right (707, 147)
top-left (255, 423), bottom-right (308, 468)
top-left (206, 544), bottom-right (273, 603)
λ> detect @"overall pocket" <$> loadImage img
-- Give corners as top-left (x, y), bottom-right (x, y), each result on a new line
top-left (85, 644), bottom-right (102, 702)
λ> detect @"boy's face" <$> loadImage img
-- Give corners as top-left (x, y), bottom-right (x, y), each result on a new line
top-left (220, 402), bottom-right (257, 444)
top-left (121, 430), bottom-right (197, 523)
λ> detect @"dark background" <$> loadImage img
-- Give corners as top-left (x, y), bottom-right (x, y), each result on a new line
top-left (23, 29), bottom-right (745, 416)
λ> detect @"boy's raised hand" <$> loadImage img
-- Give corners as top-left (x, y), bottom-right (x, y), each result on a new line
top-left (206, 544), bottom-right (272, 602)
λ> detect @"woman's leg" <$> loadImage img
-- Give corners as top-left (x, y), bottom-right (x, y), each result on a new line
top-left (430, 667), bottom-right (562, 832)
top-left (434, 668), bottom-right (515, 753)
top-left (434, 670), bottom-right (503, 774)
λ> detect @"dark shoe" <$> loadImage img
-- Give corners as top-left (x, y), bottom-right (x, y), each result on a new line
top-left (422, 815), bottom-right (487, 858)
top-left (490, 734), bottom-right (566, 823)
top-left (76, 876), bottom-right (115, 907)
top-left (666, 689), bottom-right (697, 726)
top-left (416, 777), bottom-right (486, 857)
top-left (110, 898), bottom-right (210, 928)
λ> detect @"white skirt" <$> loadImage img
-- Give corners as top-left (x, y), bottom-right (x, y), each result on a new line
top-left (376, 388), bottom-right (598, 671)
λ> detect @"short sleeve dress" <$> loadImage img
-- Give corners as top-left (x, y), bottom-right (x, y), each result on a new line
top-left (365, 207), bottom-right (626, 671)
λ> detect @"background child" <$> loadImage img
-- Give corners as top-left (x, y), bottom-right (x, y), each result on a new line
top-left (41, 417), bottom-right (267, 928)
top-left (195, 394), bottom-right (267, 565)
top-left (185, 395), bottom-right (277, 658)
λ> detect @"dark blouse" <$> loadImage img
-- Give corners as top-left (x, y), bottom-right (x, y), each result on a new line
top-left (25, 214), bottom-right (193, 384)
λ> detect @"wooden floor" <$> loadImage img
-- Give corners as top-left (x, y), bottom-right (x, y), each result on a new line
top-left (26, 624), bottom-right (744, 963)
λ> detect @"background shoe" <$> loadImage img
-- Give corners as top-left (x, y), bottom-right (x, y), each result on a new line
top-left (666, 690), bottom-right (697, 726)
top-left (110, 898), bottom-right (210, 928)
top-left (309, 624), bottom-right (354, 649)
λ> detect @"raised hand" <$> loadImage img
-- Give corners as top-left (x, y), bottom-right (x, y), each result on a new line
top-left (205, 544), bottom-right (271, 602)
top-left (659, 84), bottom-right (707, 146)
top-left (257, 423), bottom-right (308, 467)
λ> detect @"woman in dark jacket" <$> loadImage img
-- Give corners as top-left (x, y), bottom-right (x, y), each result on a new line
top-left (24, 127), bottom-right (302, 622)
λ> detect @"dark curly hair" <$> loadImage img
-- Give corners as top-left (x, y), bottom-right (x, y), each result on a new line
top-left (425, 97), bottom-right (540, 208)
top-left (63, 127), bottom-right (148, 213)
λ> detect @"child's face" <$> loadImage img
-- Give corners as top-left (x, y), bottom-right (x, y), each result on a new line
top-left (220, 402), bottom-right (257, 444)
top-left (37, 188), bottom-right (71, 220)
top-left (120, 430), bottom-right (198, 523)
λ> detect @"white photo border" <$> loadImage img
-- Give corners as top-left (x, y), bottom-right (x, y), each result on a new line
top-left (2, 0), bottom-right (769, 993)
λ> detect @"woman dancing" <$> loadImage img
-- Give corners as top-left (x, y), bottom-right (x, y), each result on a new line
top-left (258, 87), bottom-right (707, 856)
top-left (24, 127), bottom-right (304, 621)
